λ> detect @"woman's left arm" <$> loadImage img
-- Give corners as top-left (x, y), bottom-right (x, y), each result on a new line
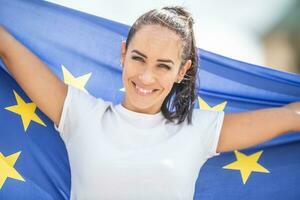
top-left (216, 102), bottom-right (300, 153)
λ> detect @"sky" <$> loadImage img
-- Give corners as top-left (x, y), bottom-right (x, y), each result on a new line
top-left (46, 0), bottom-right (293, 67)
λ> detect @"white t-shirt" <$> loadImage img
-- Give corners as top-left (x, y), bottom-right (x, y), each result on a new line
top-left (54, 85), bottom-right (224, 200)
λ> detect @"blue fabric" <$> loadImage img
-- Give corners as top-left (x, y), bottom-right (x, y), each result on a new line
top-left (0, 0), bottom-right (299, 199)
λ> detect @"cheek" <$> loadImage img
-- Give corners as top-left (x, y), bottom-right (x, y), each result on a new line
top-left (160, 76), bottom-right (176, 92)
top-left (123, 59), bottom-right (140, 77)
top-left (122, 64), bottom-right (135, 81)
top-left (122, 59), bottom-right (178, 90)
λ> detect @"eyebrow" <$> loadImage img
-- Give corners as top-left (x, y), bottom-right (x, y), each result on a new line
top-left (157, 59), bottom-right (174, 65)
top-left (131, 49), bottom-right (174, 65)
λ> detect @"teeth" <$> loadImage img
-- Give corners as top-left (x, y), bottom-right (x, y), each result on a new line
top-left (135, 84), bottom-right (154, 95)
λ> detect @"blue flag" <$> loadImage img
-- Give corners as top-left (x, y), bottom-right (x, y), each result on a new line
top-left (0, 0), bottom-right (300, 199)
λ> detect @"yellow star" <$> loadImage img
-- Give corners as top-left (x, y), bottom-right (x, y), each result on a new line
top-left (62, 64), bottom-right (92, 93)
top-left (0, 151), bottom-right (25, 189)
top-left (5, 90), bottom-right (46, 132)
top-left (223, 150), bottom-right (270, 184)
top-left (198, 96), bottom-right (227, 111)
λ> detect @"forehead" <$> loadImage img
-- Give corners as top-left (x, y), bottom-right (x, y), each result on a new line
top-left (128, 25), bottom-right (182, 61)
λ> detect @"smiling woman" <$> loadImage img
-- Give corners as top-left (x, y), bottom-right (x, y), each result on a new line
top-left (0, 5), bottom-right (299, 200)
top-left (121, 24), bottom-right (192, 117)
top-left (121, 7), bottom-right (197, 124)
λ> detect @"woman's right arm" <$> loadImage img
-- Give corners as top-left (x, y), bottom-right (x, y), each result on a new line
top-left (0, 26), bottom-right (67, 127)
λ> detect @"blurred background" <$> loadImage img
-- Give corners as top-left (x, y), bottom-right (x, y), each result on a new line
top-left (46, 0), bottom-right (300, 74)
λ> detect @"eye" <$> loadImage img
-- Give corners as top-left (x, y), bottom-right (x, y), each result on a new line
top-left (158, 64), bottom-right (171, 70)
top-left (131, 56), bottom-right (144, 62)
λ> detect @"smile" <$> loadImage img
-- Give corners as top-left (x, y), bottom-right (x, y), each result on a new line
top-left (132, 81), bottom-right (159, 96)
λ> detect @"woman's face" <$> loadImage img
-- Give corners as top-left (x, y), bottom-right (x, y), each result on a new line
top-left (121, 24), bottom-right (191, 114)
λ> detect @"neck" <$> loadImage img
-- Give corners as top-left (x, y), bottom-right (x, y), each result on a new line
top-left (121, 102), bottom-right (161, 115)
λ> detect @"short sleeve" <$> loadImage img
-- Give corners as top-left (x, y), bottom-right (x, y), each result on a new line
top-left (191, 109), bottom-right (225, 159)
top-left (53, 84), bottom-right (108, 144)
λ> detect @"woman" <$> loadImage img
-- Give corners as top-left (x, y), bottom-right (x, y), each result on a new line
top-left (0, 6), bottom-right (299, 200)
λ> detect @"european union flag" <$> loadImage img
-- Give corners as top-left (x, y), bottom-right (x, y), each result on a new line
top-left (0, 0), bottom-right (300, 199)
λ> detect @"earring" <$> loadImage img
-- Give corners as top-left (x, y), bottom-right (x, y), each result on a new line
top-left (177, 79), bottom-right (181, 84)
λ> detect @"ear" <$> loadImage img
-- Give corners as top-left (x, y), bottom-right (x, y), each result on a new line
top-left (177, 60), bottom-right (192, 82)
top-left (121, 40), bottom-right (126, 66)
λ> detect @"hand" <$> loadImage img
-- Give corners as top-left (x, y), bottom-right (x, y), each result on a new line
top-left (283, 101), bottom-right (300, 131)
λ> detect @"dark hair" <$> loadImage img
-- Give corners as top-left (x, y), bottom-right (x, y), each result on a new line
top-left (125, 6), bottom-right (198, 125)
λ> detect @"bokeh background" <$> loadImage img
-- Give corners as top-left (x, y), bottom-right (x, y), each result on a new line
top-left (46, 0), bottom-right (300, 74)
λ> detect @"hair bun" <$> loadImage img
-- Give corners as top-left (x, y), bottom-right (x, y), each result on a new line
top-left (162, 6), bottom-right (194, 27)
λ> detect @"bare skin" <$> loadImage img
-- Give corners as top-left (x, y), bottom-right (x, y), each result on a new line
top-left (0, 26), bottom-right (67, 127)
top-left (0, 25), bottom-right (299, 153)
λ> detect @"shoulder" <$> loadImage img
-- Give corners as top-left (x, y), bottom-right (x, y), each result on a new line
top-left (60, 84), bottom-right (112, 123)
top-left (171, 109), bottom-right (224, 135)
top-left (191, 108), bottom-right (225, 126)
top-left (67, 84), bottom-right (111, 108)
top-left (190, 109), bottom-right (225, 157)
top-left (54, 84), bottom-right (112, 136)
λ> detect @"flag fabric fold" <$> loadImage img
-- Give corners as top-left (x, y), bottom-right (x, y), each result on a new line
top-left (0, 0), bottom-right (299, 199)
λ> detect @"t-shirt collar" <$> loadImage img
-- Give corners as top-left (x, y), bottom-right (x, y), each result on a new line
top-left (114, 104), bottom-right (165, 129)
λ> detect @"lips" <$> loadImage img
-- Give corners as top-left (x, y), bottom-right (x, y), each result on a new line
top-left (132, 81), bottom-right (158, 96)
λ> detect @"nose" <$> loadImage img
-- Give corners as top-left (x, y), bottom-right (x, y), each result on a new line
top-left (138, 68), bottom-right (156, 84)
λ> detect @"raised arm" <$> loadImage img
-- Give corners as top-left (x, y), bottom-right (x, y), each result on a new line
top-left (217, 102), bottom-right (300, 153)
top-left (0, 26), bottom-right (67, 126)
